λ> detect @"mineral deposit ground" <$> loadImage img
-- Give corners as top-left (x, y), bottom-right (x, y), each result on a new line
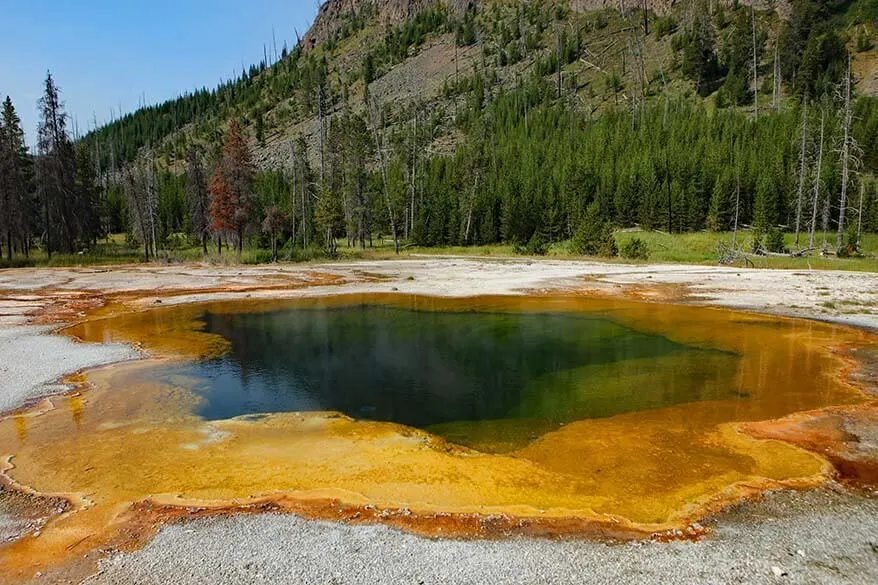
top-left (0, 258), bottom-right (876, 585)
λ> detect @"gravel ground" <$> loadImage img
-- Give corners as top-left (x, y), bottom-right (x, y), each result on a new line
top-left (0, 487), bottom-right (67, 547)
top-left (83, 488), bottom-right (878, 585)
top-left (0, 507), bottom-right (27, 545)
top-left (2, 260), bottom-right (877, 584)
top-left (0, 325), bottom-right (137, 413)
top-left (1, 259), bottom-right (877, 328)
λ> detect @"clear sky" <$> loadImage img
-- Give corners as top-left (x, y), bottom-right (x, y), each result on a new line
top-left (1, 1), bottom-right (317, 145)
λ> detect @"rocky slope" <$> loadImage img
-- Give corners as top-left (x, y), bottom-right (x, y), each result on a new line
top-left (303, 0), bottom-right (471, 48)
top-left (87, 0), bottom-right (877, 174)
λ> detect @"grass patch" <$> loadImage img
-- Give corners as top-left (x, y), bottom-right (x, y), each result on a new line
top-left (613, 231), bottom-right (878, 272)
top-left (2, 231), bottom-right (877, 272)
top-left (387, 231), bottom-right (878, 272)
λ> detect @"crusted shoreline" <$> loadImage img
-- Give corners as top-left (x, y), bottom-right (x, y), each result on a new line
top-left (0, 258), bottom-right (876, 585)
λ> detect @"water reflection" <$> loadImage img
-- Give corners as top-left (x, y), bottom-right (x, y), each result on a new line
top-left (159, 304), bottom-right (739, 439)
top-left (14, 415), bottom-right (28, 445)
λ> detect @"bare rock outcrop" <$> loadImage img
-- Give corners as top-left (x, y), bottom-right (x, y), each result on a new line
top-left (302, 0), bottom-right (471, 50)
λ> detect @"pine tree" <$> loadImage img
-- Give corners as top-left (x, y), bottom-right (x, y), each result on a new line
top-left (707, 169), bottom-right (735, 231)
top-left (836, 56), bottom-right (858, 251)
top-left (37, 72), bottom-right (77, 256)
top-left (314, 182), bottom-right (344, 254)
top-left (681, 13), bottom-right (721, 97)
top-left (0, 97), bottom-right (30, 260)
top-left (209, 120), bottom-right (256, 255)
top-left (718, 8), bottom-right (754, 106)
top-left (753, 168), bottom-right (781, 243)
top-left (0, 106), bottom-right (10, 260)
top-left (341, 114), bottom-right (372, 249)
top-left (74, 142), bottom-right (101, 246)
top-left (124, 164), bottom-right (157, 261)
top-left (571, 201), bottom-right (617, 257)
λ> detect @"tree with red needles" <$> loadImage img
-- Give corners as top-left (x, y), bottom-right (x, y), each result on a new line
top-left (209, 120), bottom-right (255, 256)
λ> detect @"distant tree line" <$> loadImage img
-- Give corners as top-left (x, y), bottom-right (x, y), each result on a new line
top-left (1, 74), bottom-right (105, 260)
top-left (2, 1), bottom-right (878, 264)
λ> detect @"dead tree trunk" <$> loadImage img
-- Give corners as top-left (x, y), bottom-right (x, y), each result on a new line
top-left (773, 43), bottom-right (781, 112)
top-left (556, 26), bottom-right (563, 100)
top-left (809, 110), bottom-right (825, 251)
top-left (752, 8), bottom-right (759, 121)
top-left (857, 182), bottom-right (865, 243)
top-left (317, 85), bottom-right (326, 184)
top-left (794, 97), bottom-right (809, 246)
top-left (409, 114), bottom-right (418, 240)
top-left (733, 174), bottom-right (741, 248)
top-left (836, 56), bottom-right (853, 251)
top-left (369, 99), bottom-right (399, 255)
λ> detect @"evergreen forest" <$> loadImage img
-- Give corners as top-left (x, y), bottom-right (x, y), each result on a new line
top-left (2, 0), bottom-right (878, 267)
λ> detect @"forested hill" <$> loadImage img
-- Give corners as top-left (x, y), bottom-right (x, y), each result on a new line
top-left (2, 0), bottom-right (878, 265)
top-left (82, 0), bottom-right (878, 173)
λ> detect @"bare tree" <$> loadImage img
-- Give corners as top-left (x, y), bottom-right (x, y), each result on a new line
top-left (147, 157), bottom-right (159, 259)
top-left (368, 98), bottom-right (399, 254)
top-left (317, 83), bottom-right (327, 183)
top-left (262, 205), bottom-right (285, 261)
top-left (185, 148), bottom-right (210, 255)
top-left (794, 97), bottom-right (809, 246)
top-left (808, 109), bottom-right (825, 251)
top-left (124, 165), bottom-right (157, 262)
top-left (836, 55), bottom-right (861, 251)
top-left (772, 43), bottom-right (781, 112)
top-left (555, 24), bottom-right (563, 100)
top-left (406, 112), bottom-right (420, 241)
top-left (290, 135), bottom-right (313, 249)
top-left (751, 7), bottom-right (759, 120)
top-left (287, 141), bottom-right (299, 246)
top-left (733, 172), bottom-right (741, 247)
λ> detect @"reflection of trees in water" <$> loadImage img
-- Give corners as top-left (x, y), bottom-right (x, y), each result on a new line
top-left (188, 306), bottom-right (735, 428)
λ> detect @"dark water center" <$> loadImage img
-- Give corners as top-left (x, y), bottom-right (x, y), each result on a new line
top-left (158, 303), bottom-right (740, 444)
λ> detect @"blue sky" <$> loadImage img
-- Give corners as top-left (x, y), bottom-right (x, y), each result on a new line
top-left (0, 1), bottom-right (317, 144)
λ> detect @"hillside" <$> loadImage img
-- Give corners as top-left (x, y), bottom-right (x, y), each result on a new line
top-left (83, 0), bottom-right (878, 174)
top-left (4, 0), bottom-right (874, 266)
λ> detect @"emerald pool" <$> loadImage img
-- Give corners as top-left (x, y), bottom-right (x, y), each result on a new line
top-left (155, 303), bottom-right (739, 446)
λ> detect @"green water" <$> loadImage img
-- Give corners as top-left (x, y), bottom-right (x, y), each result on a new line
top-left (156, 303), bottom-right (739, 449)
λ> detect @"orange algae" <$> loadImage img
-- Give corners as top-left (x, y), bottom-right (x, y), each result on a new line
top-left (0, 294), bottom-right (875, 582)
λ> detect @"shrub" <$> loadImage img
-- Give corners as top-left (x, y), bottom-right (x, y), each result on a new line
top-left (856, 27), bottom-right (874, 53)
top-left (526, 232), bottom-right (548, 256)
top-left (165, 232), bottom-right (189, 250)
top-left (766, 228), bottom-right (787, 253)
top-left (749, 228), bottom-right (786, 255)
top-left (621, 237), bottom-right (650, 261)
top-left (838, 226), bottom-right (862, 258)
top-left (571, 202), bottom-right (618, 257)
top-left (654, 16), bottom-right (678, 39)
top-left (513, 232), bottom-right (548, 256)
